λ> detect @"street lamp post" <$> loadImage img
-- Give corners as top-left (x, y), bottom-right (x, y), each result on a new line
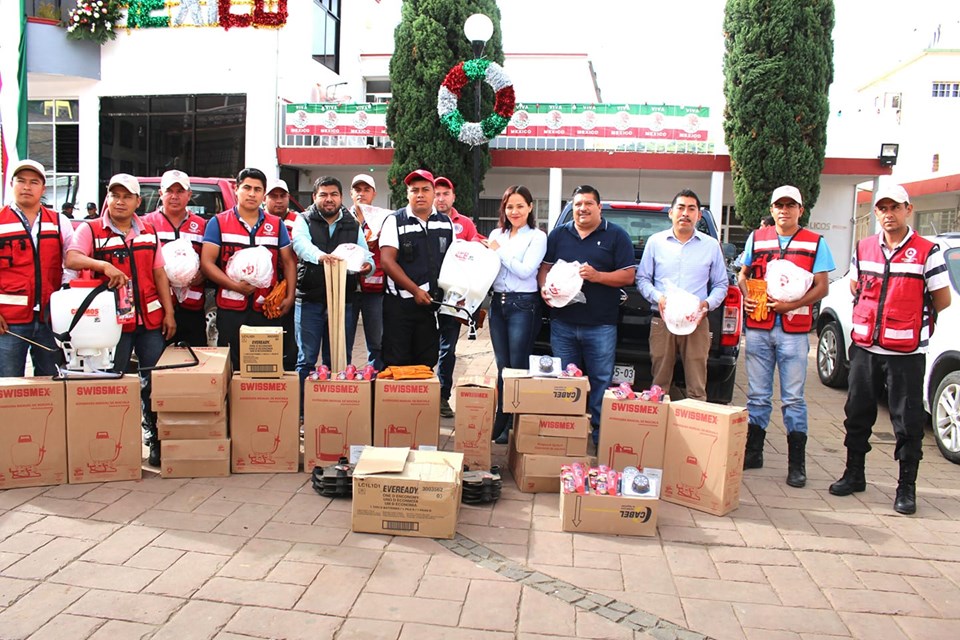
top-left (464, 13), bottom-right (493, 219)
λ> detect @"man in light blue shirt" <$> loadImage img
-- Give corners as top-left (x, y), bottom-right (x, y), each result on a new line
top-left (637, 189), bottom-right (728, 401)
top-left (291, 176), bottom-right (373, 383)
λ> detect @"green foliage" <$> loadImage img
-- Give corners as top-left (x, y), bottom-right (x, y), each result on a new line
top-left (386, 0), bottom-right (503, 215)
top-left (723, 0), bottom-right (834, 228)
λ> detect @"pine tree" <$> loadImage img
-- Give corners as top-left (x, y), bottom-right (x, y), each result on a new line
top-left (723, 0), bottom-right (834, 228)
top-left (386, 0), bottom-right (503, 216)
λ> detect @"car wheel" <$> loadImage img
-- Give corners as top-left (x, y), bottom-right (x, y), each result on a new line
top-left (817, 321), bottom-right (848, 388)
top-left (932, 371), bottom-right (960, 465)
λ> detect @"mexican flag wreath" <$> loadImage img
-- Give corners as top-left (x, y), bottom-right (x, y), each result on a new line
top-left (437, 59), bottom-right (515, 147)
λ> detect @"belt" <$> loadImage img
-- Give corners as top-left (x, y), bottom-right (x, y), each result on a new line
top-left (492, 291), bottom-right (538, 299)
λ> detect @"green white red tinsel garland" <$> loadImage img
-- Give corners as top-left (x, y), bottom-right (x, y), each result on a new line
top-left (437, 58), bottom-right (515, 147)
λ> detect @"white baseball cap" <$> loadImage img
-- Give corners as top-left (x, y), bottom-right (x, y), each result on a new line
top-left (873, 184), bottom-right (910, 205)
top-left (770, 185), bottom-right (802, 205)
top-left (107, 173), bottom-right (141, 196)
top-left (267, 178), bottom-right (289, 194)
top-left (351, 174), bottom-right (376, 190)
top-left (11, 159), bottom-right (46, 183)
top-left (160, 170), bottom-right (190, 191)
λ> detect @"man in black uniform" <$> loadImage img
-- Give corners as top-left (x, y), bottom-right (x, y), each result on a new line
top-left (378, 170), bottom-right (454, 367)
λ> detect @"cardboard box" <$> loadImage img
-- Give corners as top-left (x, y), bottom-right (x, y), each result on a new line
top-left (559, 470), bottom-right (661, 536)
top-left (513, 431), bottom-right (588, 457)
top-left (161, 438), bottom-right (231, 478)
top-left (453, 376), bottom-right (497, 470)
top-left (352, 447), bottom-right (463, 539)
top-left (514, 413), bottom-right (590, 439)
top-left (661, 399), bottom-right (749, 516)
top-left (239, 325), bottom-right (283, 378)
top-left (152, 346), bottom-right (231, 412)
top-left (65, 377), bottom-right (142, 484)
top-left (508, 445), bottom-right (592, 493)
top-left (304, 379), bottom-right (372, 470)
top-left (501, 368), bottom-right (588, 415)
top-left (0, 378), bottom-right (67, 489)
top-left (230, 374), bottom-right (300, 473)
top-left (598, 391), bottom-right (670, 470)
top-left (157, 410), bottom-right (228, 440)
top-left (373, 378), bottom-right (440, 448)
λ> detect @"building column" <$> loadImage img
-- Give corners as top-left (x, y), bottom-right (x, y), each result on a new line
top-left (548, 167), bottom-right (563, 230)
top-left (709, 171), bottom-right (726, 242)
top-left (78, 90), bottom-right (100, 206)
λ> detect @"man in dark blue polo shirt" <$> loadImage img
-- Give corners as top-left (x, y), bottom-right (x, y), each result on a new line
top-left (538, 185), bottom-right (636, 445)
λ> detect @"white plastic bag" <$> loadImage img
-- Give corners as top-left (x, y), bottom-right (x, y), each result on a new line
top-left (542, 260), bottom-right (586, 307)
top-left (161, 238), bottom-right (199, 288)
top-left (226, 246), bottom-right (275, 289)
top-left (661, 285), bottom-right (703, 336)
top-left (330, 243), bottom-right (373, 273)
top-left (765, 259), bottom-right (814, 303)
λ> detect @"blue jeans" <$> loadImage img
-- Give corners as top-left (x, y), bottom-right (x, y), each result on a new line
top-left (0, 319), bottom-right (60, 377)
top-left (112, 326), bottom-right (166, 443)
top-left (490, 292), bottom-right (541, 431)
top-left (346, 291), bottom-right (383, 370)
top-left (295, 299), bottom-right (357, 381)
top-left (550, 319), bottom-right (617, 438)
top-left (745, 326), bottom-right (810, 434)
top-left (437, 313), bottom-right (462, 401)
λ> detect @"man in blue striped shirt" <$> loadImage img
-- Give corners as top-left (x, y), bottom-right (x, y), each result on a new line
top-left (636, 190), bottom-right (728, 401)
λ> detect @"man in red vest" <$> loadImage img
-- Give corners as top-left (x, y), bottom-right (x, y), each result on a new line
top-left (0, 159), bottom-right (74, 376)
top-left (200, 167), bottom-right (297, 371)
top-left (143, 170), bottom-right (208, 347)
top-left (739, 185), bottom-right (835, 488)
top-left (347, 174), bottom-right (385, 370)
top-left (265, 178), bottom-right (299, 371)
top-left (66, 173), bottom-right (176, 467)
top-left (830, 184), bottom-right (951, 514)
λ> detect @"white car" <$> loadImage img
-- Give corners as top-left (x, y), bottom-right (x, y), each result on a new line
top-left (815, 233), bottom-right (960, 463)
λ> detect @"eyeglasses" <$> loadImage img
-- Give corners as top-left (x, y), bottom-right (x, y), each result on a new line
top-left (771, 202), bottom-right (800, 210)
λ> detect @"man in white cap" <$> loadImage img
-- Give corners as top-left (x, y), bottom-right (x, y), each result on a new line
top-left (66, 173), bottom-right (176, 467)
top-left (0, 159), bottom-right (75, 376)
top-left (830, 184), bottom-right (951, 514)
top-left (738, 185), bottom-right (835, 488)
top-left (265, 178), bottom-right (299, 371)
top-left (347, 173), bottom-right (385, 370)
top-left (379, 169), bottom-right (454, 367)
top-left (143, 170), bottom-right (208, 347)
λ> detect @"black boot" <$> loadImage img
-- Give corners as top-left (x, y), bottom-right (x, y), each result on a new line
top-left (743, 424), bottom-right (765, 469)
top-left (148, 441), bottom-right (161, 467)
top-left (492, 414), bottom-right (509, 445)
top-left (894, 460), bottom-right (919, 515)
top-left (786, 432), bottom-right (807, 488)
top-left (829, 450), bottom-right (866, 495)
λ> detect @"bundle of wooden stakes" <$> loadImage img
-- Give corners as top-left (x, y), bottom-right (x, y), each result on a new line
top-left (324, 258), bottom-right (348, 373)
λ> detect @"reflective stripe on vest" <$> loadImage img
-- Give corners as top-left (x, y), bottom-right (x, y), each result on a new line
top-left (89, 219), bottom-right (163, 331)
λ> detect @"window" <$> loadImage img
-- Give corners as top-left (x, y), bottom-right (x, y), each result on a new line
top-left (933, 153), bottom-right (940, 172)
top-left (27, 99), bottom-right (80, 211)
top-left (364, 79), bottom-right (392, 104)
top-left (931, 82), bottom-right (960, 98)
top-left (313, 0), bottom-right (340, 73)
top-left (99, 94), bottom-right (246, 203)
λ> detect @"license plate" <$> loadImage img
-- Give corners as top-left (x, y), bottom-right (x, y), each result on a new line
top-left (611, 364), bottom-right (635, 384)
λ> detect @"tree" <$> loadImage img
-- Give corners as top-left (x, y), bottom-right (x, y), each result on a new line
top-left (386, 0), bottom-right (503, 216)
top-left (723, 0), bottom-right (834, 228)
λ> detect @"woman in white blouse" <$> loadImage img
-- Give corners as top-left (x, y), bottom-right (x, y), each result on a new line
top-left (484, 186), bottom-right (547, 444)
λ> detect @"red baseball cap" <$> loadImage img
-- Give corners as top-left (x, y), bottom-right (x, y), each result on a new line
top-left (434, 176), bottom-right (455, 190)
top-left (404, 169), bottom-right (435, 186)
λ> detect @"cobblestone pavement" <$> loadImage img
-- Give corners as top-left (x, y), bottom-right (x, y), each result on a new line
top-left (1, 328), bottom-right (959, 640)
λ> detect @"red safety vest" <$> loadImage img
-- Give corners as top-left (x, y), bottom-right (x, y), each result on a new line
top-left (851, 233), bottom-right (935, 353)
top-left (358, 217), bottom-right (384, 293)
top-left (89, 218), bottom-right (163, 332)
top-left (213, 208), bottom-right (280, 312)
top-left (0, 205), bottom-right (63, 324)
top-left (143, 210), bottom-right (206, 311)
top-left (747, 226), bottom-right (821, 333)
